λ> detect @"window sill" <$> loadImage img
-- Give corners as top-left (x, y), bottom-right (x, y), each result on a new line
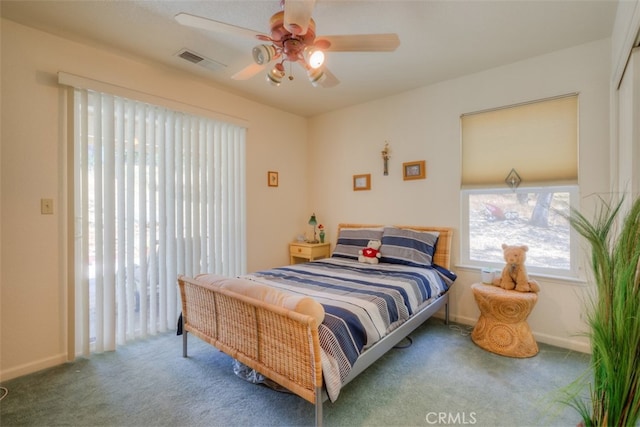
top-left (455, 264), bottom-right (589, 287)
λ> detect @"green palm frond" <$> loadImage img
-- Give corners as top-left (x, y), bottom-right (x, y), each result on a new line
top-left (560, 195), bottom-right (640, 427)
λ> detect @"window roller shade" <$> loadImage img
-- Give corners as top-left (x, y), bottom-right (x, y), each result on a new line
top-left (461, 95), bottom-right (578, 187)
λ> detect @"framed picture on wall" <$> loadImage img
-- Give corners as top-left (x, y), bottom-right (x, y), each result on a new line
top-left (268, 171), bottom-right (279, 187)
top-left (353, 174), bottom-right (371, 191)
top-left (403, 161), bottom-right (426, 180)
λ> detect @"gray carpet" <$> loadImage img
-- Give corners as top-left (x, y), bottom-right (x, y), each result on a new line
top-left (0, 318), bottom-right (589, 426)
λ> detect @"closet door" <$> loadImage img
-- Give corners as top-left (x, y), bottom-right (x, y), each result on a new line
top-left (616, 46), bottom-right (640, 205)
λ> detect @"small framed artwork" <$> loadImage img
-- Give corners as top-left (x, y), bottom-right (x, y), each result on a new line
top-left (403, 160), bottom-right (426, 181)
top-left (353, 174), bottom-right (371, 191)
top-left (267, 171), bottom-right (279, 187)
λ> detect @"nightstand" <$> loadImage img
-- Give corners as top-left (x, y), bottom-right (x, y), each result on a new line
top-left (470, 283), bottom-right (539, 358)
top-left (289, 242), bottom-right (331, 264)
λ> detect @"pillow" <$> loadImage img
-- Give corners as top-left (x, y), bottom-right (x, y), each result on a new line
top-left (331, 227), bottom-right (384, 260)
top-left (214, 277), bottom-right (325, 325)
top-left (380, 226), bottom-right (439, 268)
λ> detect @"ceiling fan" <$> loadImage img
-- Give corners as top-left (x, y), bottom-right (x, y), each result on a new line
top-left (175, 0), bottom-right (400, 88)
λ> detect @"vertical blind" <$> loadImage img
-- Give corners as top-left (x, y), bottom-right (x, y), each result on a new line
top-left (461, 94), bottom-right (578, 187)
top-left (73, 88), bottom-right (247, 355)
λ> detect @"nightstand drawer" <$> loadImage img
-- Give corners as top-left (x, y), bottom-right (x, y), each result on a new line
top-left (290, 244), bottom-right (313, 257)
top-left (289, 242), bottom-right (331, 264)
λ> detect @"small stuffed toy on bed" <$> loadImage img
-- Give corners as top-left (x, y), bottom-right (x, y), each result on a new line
top-left (358, 239), bottom-right (382, 264)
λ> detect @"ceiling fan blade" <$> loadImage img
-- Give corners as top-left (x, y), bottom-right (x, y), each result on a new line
top-left (175, 12), bottom-right (267, 40)
top-left (316, 67), bottom-right (339, 88)
top-left (317, 34), bottom-right (400, 52)
top-left (231, 62), bottom-right (267, 80)
top-left (284, 0), bottom-right (316, 35)
top-left (302, 62), bottom-right (339, 88)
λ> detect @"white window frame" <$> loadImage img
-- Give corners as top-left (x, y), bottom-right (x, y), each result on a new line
top-left (460, 185), bottom-right (580, 279)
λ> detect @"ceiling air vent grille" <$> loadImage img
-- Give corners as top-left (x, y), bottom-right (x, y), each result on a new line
top-left (179, 50), bottom-right (204, 64)
top-left (175, 49), bottom-right (226, 72)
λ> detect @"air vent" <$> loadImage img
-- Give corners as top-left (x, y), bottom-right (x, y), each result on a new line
top-left (175, 49), bottom-right (226, 72)
top-left (179, 50), bottom-right (204, 64)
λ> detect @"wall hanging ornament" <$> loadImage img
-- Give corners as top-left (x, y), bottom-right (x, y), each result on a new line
top-left (381, 142), bottom-right (391, 176)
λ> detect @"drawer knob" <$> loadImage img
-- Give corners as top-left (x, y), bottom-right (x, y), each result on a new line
top-left (297, 248), bottom-right (302, 253)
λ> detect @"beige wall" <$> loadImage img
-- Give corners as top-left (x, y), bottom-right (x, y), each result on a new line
top-left (308, 38), bottom-right (612, 353)
top-left (0, 19), bottom-right (308, 380)
top-left (0, 14), bottom-right (620, 381)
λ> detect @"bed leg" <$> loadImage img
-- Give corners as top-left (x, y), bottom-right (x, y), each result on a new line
top-left (182, 316), bottom-right (188, 357)
top-left (445, 302), bottom-right (450, 325)
top-left (182, 331), bottom-right (188, 357)
top-left (315, 387), bottom-right (323, 427)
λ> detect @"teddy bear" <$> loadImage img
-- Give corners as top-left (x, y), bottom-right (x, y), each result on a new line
top-left (492, 243), bottom-right (540, 293)
top-left (358, 239), bottom-right (382, 264)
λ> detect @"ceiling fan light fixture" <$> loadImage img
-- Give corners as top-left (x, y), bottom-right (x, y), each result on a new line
top-left (266, 65), bottom-right (286, 86)
top-left (303, 46), bottom-right (325, 69)
top-left (252, 44), bottom-right (277, 65)
top-left (307, 67), bottom-right (326, 87)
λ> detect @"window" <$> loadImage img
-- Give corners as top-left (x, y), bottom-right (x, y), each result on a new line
top-left (71, 87), bottom-right (247, 355)
top-left (461, 186), bottom-right (578, 276)
top-left (460, 95), bottom-right (579, 278)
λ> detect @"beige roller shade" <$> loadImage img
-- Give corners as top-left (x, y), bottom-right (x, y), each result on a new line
top-left (461, 94), bottom-right (578, 187)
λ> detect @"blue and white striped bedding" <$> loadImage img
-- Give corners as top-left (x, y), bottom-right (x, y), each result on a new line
top-left (242, 257), bottom-right (455, 401)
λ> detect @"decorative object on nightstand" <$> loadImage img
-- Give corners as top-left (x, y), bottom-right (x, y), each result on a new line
top-left (307, 213), bottom-right (319, 243)
top-left (470, 283), bottom-right (538, 358)
top-left (318, 224), bottom-right (325, 243)
top-left (381, 141), bottom-right (391, 176)
top-left (289, 241), bottom-right (331, 264)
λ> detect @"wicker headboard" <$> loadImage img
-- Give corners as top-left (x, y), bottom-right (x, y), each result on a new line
top-left (336, 223), bottom-right (453, 270)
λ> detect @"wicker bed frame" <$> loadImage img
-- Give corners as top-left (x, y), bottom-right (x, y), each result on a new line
top-left (178, 224), bottom-right (453, 426)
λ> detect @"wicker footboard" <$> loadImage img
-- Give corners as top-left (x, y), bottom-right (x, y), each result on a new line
top-left (178, 275), bottom-right (324, 424)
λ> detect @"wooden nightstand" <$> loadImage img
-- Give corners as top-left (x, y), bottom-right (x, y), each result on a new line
top-left (289, 242), bottom-right (331, 264)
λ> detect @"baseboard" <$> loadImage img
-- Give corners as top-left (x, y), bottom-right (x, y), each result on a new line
top-left (533, 332), bottom-right (590, 354)
top-left (0, 353), bottom-right (68, 382)
top-left (444, 314), bottom-right (591, 354)
top-left (447, 314), bottom-right (477, 326)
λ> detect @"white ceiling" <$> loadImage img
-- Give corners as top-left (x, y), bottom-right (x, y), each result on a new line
top-left (1, 0), bottom-right (619, 117)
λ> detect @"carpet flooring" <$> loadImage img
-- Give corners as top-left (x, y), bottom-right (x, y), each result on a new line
top-left (0, 318), bottom-right (589, 426)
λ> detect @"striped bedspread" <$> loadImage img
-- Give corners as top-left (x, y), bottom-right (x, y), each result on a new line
top-left (242, 257), bottom-right (455, 401)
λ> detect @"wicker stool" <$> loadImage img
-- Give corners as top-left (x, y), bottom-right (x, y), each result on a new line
top-left (471, 283), bottom-right (539, 358)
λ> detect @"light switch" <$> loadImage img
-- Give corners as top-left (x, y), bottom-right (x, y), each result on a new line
top-left (41, 198), bottom-right (54, 215)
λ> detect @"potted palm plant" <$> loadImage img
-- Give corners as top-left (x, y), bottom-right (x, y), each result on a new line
top-left (560, 195), bottom-right (640, 426)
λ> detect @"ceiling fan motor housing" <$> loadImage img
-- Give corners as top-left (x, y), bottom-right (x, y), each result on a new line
top-left (268, 11), bottom-right (317, 63)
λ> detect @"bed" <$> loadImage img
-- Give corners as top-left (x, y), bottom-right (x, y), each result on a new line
top-left (178, 224), bottom-right (455, 426)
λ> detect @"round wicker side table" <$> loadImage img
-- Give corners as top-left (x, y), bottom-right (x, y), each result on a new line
top-left (470, 283), bottom-right (539, 358)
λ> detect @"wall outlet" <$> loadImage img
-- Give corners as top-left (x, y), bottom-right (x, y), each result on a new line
top-left (41, 198), bottom-right (53, 215)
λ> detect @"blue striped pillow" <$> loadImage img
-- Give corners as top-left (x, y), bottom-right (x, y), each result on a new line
top-left (380, 227), bottom-right (439, 267)
top-left (332, 227), bottom-right (384, 260)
